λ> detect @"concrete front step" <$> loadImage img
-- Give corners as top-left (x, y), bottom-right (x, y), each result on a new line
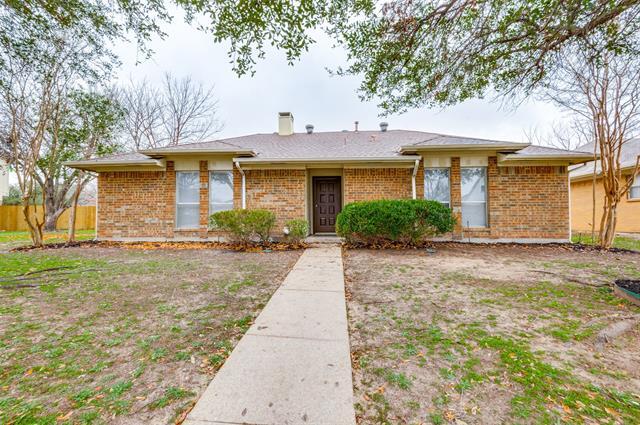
top-left (304, 235), bottom-right (343, 245)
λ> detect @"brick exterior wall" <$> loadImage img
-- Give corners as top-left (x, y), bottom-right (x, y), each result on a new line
top-left (97, 170), bottom-right (172, 238)
top-left (447, 157), bottom-right (568, 240)
top-left (488, 163), bottom-right (569, 239)
top-left (244, 169), bottom-right (307, 233)
top-left (342, 158), bottom-right (569, 240)
top-left (343, 168), bottom-right (413, 203)
top-left (95, 157), bottom-right (569, 241)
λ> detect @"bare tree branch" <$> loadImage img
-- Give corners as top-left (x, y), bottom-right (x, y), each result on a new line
top-left (543, 44), bottom-right (640, 248)
top-left (117, 73), bottom-right (223, 150)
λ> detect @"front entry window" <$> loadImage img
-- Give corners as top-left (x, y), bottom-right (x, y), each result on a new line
top-left (176, 171), bottom-right (200, 228)
top-left (209, 171), bottom-right (234, 213)
top-left (424, 168), bottom-right (451, 208)
top-left (461, 167), bottom-right (487, 227)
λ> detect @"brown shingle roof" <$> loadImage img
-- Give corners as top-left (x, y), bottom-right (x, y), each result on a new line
top-left (65, 129), bottom-right (596, 169)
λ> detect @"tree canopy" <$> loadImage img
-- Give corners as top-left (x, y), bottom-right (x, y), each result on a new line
top-left (3, 0), bottom-right (640, 112)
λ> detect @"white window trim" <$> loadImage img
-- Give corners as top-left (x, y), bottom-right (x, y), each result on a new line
top-left (209, 170), bottom-right (234, 215)
top-left (630, 175), bottom-right (640, 200)
top-left (461, 166), bottom-right (488, 228)
top-left (176, 171), bottom-right (200, 229)
top-left (424, 167), bottom-right (451, 208)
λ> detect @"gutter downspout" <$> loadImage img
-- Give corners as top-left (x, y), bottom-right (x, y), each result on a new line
top-left (235, 161), bottom-right (246, 209)
top-left (568, 170), bottom-right (572, 243)
top-left (411, 159), bottom-right (420, 199)
top-left (95, 177), bottom-right (99, 240)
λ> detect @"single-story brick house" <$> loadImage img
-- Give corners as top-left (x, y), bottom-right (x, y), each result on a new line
top-left (67, 113), bottom-right (593, 242)
top-left (570, 139), bottom-right (640, 234)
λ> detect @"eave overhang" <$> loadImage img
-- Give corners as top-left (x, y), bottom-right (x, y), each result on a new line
top-left (400, 142), bottom-right (530, 154)
top-left (140, 148), bottom-right (256, 158)
top-left (64, 158), bottom-right (165, 172)
top-left (232, 155), bottom-right (422, 165)
top-left (498, 152), bottom-right (596, 166)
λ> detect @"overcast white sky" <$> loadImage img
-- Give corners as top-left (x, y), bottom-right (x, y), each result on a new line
top-left (116, 12), bottom-right (565, 144)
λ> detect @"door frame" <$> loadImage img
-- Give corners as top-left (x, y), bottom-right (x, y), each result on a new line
top-left (312, 176), bottom-right (342, 234)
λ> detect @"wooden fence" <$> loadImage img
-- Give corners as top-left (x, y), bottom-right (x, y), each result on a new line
top-left (0, 205), bottom-right (95, 231)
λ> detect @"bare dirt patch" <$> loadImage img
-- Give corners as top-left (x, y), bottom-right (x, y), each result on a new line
top-left (0, 247), bottom-right (301, 424)
top-left (344, 244), bottom-right (640, 424)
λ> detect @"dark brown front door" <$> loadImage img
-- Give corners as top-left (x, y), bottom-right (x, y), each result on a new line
top-left (313, 177), bottom-right (341, 233)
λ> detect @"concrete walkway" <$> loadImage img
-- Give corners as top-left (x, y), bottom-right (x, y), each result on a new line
top-left (184, 246), bottom-right (356, 425)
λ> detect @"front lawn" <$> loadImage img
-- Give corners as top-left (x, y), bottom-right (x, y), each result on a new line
top-left (345, 244), bottom-right (640, 424)
top-left (572, 233), bottom-right (640, 252)
top-left (0, 246), bottom-right (300, 424)
top-left (0, 230), bottom-right (96, 250)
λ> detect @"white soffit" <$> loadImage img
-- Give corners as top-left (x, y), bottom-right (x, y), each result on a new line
top-left (461, 156), bottom-right (489, 167)
top-left (209, 158), bottom-right (234, 171)
top-left (423, 157), bottom-right (452, 167)
top-left (173, 158), bottom-right (200, 171)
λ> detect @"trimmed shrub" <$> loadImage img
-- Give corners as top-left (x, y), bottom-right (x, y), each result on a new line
top-left (209, 209), bottom-right (276, 243)
top-left (284, 219), bottom-right (309, 243)
top-left (336, 199), bottom-right (455, 244)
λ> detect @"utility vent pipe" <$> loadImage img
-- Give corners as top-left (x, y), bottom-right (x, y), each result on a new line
top-left (379, 122), bottom-right (389, 132)
top-left (305, 124), bottom-right (314, 134)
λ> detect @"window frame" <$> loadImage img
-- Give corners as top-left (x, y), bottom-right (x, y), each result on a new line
top-left (209, 170), bottom-right (234, 214)
top-left (424, 167), bottom-right (451, 208)
top-left (460, 166), bottom-right (488, 228)
top-left (630, 174), bottom-right (640, 200)
top-left (175, 170), bottom-right (200, 229)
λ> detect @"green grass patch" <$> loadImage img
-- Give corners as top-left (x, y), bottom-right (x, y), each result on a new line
top-left (0, 252), bottom-right (105, 279)
top-left (150, 387), bottom-right (195, 409)
top-left (476, 329), bottom-right (639, 422)
top-left (0, 230), bottom-right (95, 246)
top-left (572, 234), bottom-right (640, 251)
top-left (542, 320), bottom-right (603, 342)
top-left (222, 278), bottom-right (256, 294)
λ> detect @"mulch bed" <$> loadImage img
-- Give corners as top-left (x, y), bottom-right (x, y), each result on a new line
top-left (12, 240), bottom-right (308, 252)
top-left (343, 240), bottom-right (639, 254)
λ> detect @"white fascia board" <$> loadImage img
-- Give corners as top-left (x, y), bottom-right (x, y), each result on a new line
top-left (64, 158), bottom-right (165, 170)
top-left (400, 143), bottom-right (530, 153)
top-left (232, 156), bottom-right (422, 163)
top-left (140, 148), bottom-right (256, 157)
top-left (498, 154), bottom-right (595, 165)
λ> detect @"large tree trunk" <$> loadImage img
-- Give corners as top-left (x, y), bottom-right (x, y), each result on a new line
top-left (599, 200), bottom-right (618, 249)
top-left (42, 179), bottom-right (66, 231)
top-left (44, 206), bottom-right (65, 231)
top-left (22, 200), bottom-right (44, 247)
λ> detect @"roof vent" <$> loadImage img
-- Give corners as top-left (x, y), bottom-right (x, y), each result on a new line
top-left (379, 122), bottom-right (389, 132)
top-left (278, 112), bottom-right (294, 136)
top-left (305, 124), bottom-right (314, 134)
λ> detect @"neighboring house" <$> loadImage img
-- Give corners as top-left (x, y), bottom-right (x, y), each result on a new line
top-left (0, 159), bottom-right (9, 204)
top-left (66, 112), bottom-right (593, 242)
top-left (570, 139), bottom-right (640, 234)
